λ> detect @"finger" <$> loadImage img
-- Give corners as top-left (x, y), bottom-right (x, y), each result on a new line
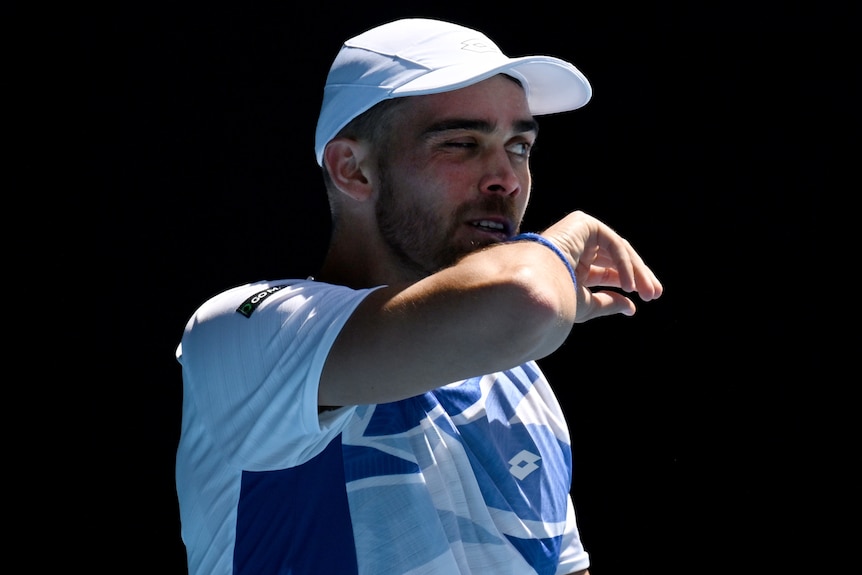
top-left (575, 290), bottom-right (637, 323)
top-left (588, 229), bottom-right (637, 292)
top-left (584, 262), bottom-right (663, 301)
top-left (579, 266), bottom-right (623, 290)
top-left (633, 265), bottom-right (663, 301)
top-left (588, 238), bottom-right (663, 301)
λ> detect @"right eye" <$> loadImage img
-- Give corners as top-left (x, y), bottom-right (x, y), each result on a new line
top-left (443, 140), bottom-right (477, 148)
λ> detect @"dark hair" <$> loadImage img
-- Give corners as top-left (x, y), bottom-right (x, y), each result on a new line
top-left (321, 97), bottom-right (407, 194)
top-left (339, 98), bottom-right (407, 144)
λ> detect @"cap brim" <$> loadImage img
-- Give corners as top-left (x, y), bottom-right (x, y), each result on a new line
top-left (391, 55), bottom-right (592, 115)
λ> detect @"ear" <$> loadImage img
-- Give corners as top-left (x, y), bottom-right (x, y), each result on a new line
top-left (323, 137), bottom-right (374, 202)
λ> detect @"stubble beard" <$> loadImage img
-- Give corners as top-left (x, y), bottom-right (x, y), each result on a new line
top-left (375, 159), bottom-right (520, 279)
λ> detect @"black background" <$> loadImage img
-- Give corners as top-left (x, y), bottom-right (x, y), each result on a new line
top-left (85, 2), bottom-right (836, 573)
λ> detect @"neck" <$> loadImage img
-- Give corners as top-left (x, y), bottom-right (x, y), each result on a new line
top-left (316, 230), bottom-right (423, 289)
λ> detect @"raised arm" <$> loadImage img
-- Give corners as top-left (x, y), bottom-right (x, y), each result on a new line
top-left (318, 210), bottom-right (663, 406)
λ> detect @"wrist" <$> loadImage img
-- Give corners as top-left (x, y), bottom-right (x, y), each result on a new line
top-left (509, 233), bottom-right (577, 291)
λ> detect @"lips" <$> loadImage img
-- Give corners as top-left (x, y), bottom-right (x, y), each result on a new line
top-left (468, 218), bottom-right (511, 241)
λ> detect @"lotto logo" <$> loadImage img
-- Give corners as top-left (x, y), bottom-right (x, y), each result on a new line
top-left (509, 450), bottom-right (541, 480)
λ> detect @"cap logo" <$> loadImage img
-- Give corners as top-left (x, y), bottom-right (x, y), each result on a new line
top-left (460, 38), bottom-right (498, 54)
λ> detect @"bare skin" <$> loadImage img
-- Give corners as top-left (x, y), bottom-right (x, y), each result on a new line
top-left (317, 75), bottom-right (662, 409)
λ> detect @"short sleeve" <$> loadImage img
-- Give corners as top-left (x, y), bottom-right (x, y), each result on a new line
top-left (177, 280), bottom-right (381, 470)
top-left (555, 495), bottom-right (590, 574)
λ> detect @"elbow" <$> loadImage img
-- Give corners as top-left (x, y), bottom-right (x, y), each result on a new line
top-left (495, 265), bottom-right (575, 359)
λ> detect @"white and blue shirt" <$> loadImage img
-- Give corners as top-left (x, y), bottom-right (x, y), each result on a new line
top-left (176, 280), bottom-right (589, 575)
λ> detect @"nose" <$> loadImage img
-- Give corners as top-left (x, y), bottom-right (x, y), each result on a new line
top-left (478, 148), bottom-right (523, 197)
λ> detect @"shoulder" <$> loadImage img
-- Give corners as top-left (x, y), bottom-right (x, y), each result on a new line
top-left (186, 278), bottom-right (367, 319)
top-left (191, 279), bottom-right (311, 319)
top-left (180, 279), bottom-right (383, 348)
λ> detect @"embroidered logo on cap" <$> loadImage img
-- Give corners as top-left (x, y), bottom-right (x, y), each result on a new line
top-left (236, 284), bottom-right (289, 318)
top-left (460, 38), bottom-right (498, 53)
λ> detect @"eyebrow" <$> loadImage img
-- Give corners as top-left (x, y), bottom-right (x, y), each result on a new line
top-left (421, 118), bottom-right (540, 138)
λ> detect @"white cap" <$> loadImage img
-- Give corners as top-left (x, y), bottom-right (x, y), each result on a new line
top-left (314, 18), bottom-right (593, 166)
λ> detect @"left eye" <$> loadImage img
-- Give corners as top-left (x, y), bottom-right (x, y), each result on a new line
top-left (508, 142), bottom-right (531, 157)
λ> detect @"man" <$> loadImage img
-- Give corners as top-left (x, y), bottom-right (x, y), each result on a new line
top-left (175, 17), bottom-right (663, 575)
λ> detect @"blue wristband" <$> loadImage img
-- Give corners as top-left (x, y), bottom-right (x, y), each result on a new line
top-left (510, 233), bottom-right (578, 291)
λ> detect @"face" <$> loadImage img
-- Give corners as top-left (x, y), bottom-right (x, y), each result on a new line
top-left (371, 75), bottom-right (537, 278)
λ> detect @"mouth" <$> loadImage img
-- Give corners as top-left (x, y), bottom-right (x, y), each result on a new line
top-left (468, 218), bottom-right (512, 241)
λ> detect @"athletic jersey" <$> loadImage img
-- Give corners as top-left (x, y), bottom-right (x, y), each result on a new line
top-left (175, 279), bottom-right (590, 575)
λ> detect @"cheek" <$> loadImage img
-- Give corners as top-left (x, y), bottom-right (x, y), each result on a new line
top-left (520, 167), bottom-right (532, 192)
top-left (399, 158), bottom-right (475, 199)
top-left (516, 165), bottom-right (532, 195)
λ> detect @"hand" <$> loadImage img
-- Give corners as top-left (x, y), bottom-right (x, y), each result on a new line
top-left (542, 210), bottom-right (663, 322)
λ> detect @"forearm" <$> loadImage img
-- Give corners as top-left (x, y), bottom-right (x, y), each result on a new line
top-left (319, 211), bottom-right (663, 407)
top-left (319, 239), bottom-right (577, 406)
